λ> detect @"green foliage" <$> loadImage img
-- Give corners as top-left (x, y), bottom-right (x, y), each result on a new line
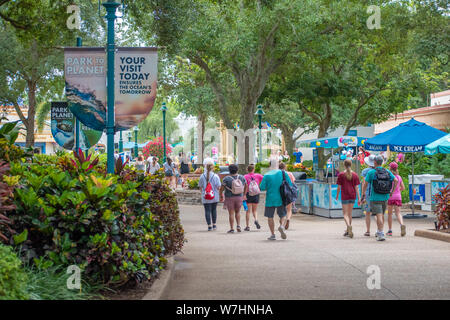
top-left (433, 185), bottom-right (449, 230)
top-left (24, 265), bottom-right (103, 300)
top-left (7, 151), bottom-right (184, 287)
top-left (0, 244), bottom-right (29, 300)
top-left (186, 178), bottom-right (199, 190)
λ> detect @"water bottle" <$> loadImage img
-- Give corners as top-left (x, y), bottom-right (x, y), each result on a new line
top-left (243, 200), bottom-right (248, 211)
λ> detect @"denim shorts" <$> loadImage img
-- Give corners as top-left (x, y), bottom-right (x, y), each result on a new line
top-left (370, 201), bottom-right (387, 215)
top-left (264, 206), bottom-right (286, 218)
top-left (341, 199), bottom-right (355, 205)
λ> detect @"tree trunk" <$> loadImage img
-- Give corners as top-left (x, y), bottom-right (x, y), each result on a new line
top-left (281, 127), bottom-right (295, 156)
top-left (25, 80), bottom-right (37, 148)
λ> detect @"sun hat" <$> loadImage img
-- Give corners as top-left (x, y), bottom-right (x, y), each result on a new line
top-left (203, 157), bottom-right (215, 166)
top-left (364, 154), bottom-right (376, 167)
top-left (389, 162), bottom-right (398, 170)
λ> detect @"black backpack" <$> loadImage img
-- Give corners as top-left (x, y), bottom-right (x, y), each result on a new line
top-left (280, 171), bottom-right (297, 206)
top-left (372, 168), bottom-right (393, 194)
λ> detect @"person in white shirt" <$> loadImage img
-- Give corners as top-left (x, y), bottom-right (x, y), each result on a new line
top-left (147, 156), bottom-right (160, 175)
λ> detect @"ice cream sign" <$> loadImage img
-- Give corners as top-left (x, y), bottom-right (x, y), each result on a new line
top-left (338, 136), bottom-right (357, 147)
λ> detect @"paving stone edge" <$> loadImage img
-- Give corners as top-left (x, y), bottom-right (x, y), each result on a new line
top-left (142, 256), bottom-right (175, 300)
top-left (414, 229), bottom-right (450, 243)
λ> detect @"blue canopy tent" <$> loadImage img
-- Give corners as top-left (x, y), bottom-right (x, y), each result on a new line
top-left (365, 118), bottom-right (447, 217)
top-left (424, 134), bottom-right (450, 155)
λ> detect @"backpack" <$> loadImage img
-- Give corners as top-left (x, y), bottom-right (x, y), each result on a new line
top-left (280, 171), bottom-right (297, 206)
top-left (226, 175), bottom-right (245, 195)
top-left (248, 176), bottom-right (261, 196)
top-left (372, 168), bottom-right (393, 194)
top-left (204, 173), bottom-right (215, 200)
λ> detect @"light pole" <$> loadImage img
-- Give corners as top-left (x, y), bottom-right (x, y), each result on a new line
top-left (255, 105), bottom-right (265, 163)
top-left (119, 130), bottom-right (123, 153)
top-left (161, 102), bottom-right (167, 162)
top-left (75, 37), bottom-right (82, 152)
top-left (134, 126), bottom-right (139, 158)
top-left (103, 0), bottom-right (120, 174)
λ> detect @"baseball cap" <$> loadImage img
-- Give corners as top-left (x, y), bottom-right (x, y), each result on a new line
top-left (389, 162), bottom-right (398, 170)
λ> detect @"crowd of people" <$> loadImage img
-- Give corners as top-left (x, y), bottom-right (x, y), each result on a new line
top-left (198, 152), bottom-right (407, 242)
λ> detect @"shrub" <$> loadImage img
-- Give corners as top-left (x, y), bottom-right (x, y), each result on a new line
top-left (433, 185), bottom-right (449, 230)
top-left (142, 137), bottom-right (173, 163)
top-left (0, 244), bottom-right (29, 300)
top-left (186, 178), bottom-right (199, 190)
top-left (8, 151), bottom-right (184, 287)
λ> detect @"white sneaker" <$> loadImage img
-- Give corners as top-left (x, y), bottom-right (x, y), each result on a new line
top-left (376, 232), bottom-right (386, 241)
top-left (278, 226), bottom-right (287, 240)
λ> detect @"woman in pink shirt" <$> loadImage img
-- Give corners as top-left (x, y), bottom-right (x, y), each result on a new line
top-left (387, 162), bottom-right (406, 236)
top-left (243, 164), bottom-right (264, 231)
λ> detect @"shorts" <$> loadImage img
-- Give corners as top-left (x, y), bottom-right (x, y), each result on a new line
top-left (224, 196), bottom-right (243, 212)
top-left (246, 193), bottom-right (260, 204)
top-left (388, 199), bottom-right (402, 207)
top-left (180, 163), bottom-right (189, 174)
top-left (341, 199), bottom-right (355, 205)
top-left (362, 202), bottom-right (371, 214)
top-left (264, 206), bottom-right (287, 219)
top-left (165, 170), bottom-right (173, 177)
top-left (370, 201), bottom-right (387, 215)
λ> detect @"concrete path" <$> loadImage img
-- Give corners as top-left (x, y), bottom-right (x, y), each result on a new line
top-left (161, 205), bottom-right (450, 300)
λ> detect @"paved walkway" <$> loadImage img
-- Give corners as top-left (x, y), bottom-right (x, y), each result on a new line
top-left (161, 205), bottom-right (450, 300)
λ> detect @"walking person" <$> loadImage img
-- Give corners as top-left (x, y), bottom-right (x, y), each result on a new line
top-left (163, 157), bottom-right (177, 190)
top-left (361, 155), bottom-right (398, 241)
top-left (387, 162), bottom-right (406, 237)
top-left (147, 156), bottom-right (160, 175)
top-left (243, 164), bottom-right (263, 231)
top-left (336, 159), bottom-right (361, 238)
top-left (199, 159), bottom-right (221, 231)
top-left (279, 162), bottom-right (297, 230)
top-left (361, 155), bottom-right (376, 236)
top-left (260, 159), bottom-right (292, 240)
top-left (219, 164), bottom-right (247, 233)
top-left (135, 155), bottom-right (146, 175)
top-left (179, 151), bottom-right (190, 188)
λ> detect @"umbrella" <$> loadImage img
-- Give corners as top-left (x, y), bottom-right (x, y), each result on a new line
top-left (365, 118), bottom-right (447, 217)
top-left (424, 133), bottom-right (450, 155)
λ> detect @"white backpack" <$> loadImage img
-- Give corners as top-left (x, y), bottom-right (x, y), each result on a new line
top-left (226, 175), bottom-right (245, 195)
top-left (248, 176), bottom-right (261, 196)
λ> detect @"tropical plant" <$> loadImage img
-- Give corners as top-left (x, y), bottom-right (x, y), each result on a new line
top-left (186, 178), bottom-right (199, 190)
top-left (7, 151), bottom-right (184, 287)
top-left (433, 185), bottom-right (449, 231)
top-left (142, 137), bottom-right (173, 163)
top-left (0, 244), bottom-right (29, 300)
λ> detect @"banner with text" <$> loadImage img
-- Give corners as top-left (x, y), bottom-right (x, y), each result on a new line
top-left (64, 47), bottom-right (157, 132)
top-left (51, 101), bottom-right (102, 150)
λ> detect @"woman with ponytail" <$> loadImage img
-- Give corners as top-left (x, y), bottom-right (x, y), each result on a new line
top-left (198, 158), bottom-right (221, 231)
top-left (336, 159), bottom-right (361, 238)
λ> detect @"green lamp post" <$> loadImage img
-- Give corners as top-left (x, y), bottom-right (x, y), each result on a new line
top-left (161, 102), bottom-right (167, 162)
top-left (255, 105), bottom-right (265, 163)
top-left (119, 130), bottom-right (123, 153)
top-left (134, 126), bottom-right (139, 158)
top-left (75, 37), bottom-right (82, 152)
top-left (103, 0), bottom-right (120, 174)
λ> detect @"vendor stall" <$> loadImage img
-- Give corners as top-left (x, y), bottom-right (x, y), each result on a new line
top-left (297, 135), bottom-right (369, 219)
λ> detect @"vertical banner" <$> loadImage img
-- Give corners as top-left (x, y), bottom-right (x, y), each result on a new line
top-left (115, 47), bottom-right (158, 130)
top-left (51, 102), bottom-right (75, 150)
top-left (51, 101), bottom-right (102, 151)
top-left (64, 47), bottom-right (107, 131)
top-left (64, 47), bottom-right (157, 131)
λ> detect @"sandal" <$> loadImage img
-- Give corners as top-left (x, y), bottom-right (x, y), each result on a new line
top-left (244, 226), bottom-right (250, 231)
top-left (227, 229), bottom-right (234, 234)
top-left (236, 226), bottom-right (242, 232)
top-left (364, 232), bottom-right (370, 237)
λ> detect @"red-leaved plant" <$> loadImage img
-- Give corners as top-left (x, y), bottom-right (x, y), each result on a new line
top-left (142, 137), bottom-right (172, 162)
top-left (70, 148), bottom-right (99, 173)
top-left (0, 161), bottom-right (16, 243)
top-left (433, 185), bottom-right (449, 230)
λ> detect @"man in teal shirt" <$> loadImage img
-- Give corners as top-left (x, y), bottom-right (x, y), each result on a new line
top-left (361, 155), bottom-right (398, 241)
top-left (260, 160), bottom-right (293, 240)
